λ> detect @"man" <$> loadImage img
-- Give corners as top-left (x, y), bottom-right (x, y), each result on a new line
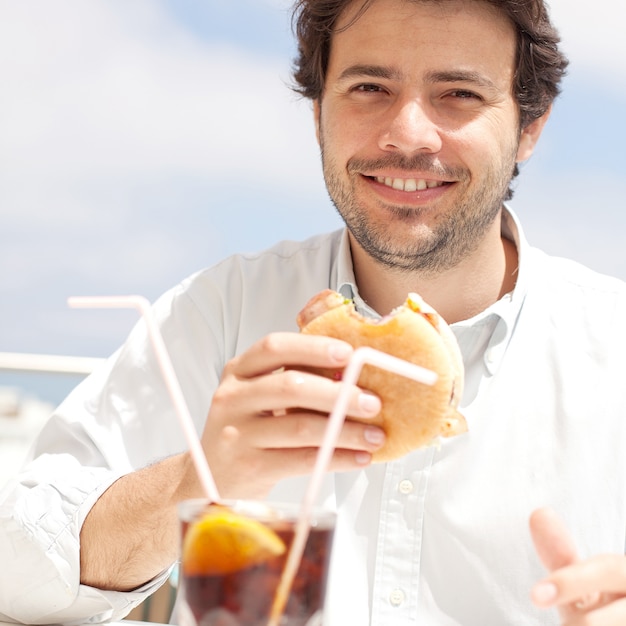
top-left (2, 0), bottom-right (626, 624)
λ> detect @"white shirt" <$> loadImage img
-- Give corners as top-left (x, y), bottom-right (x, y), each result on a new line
top-left (2, 206), bottom-right (626, 625)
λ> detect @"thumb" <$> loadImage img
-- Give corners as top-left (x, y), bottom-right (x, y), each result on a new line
top-left (529, 507), bottom-right (579, 572)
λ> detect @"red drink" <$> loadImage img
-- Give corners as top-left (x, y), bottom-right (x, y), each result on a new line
top-left (178, 500), bottom-right (336, 626)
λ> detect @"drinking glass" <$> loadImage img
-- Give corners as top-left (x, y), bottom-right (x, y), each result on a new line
top-left (178, 499), bottom-right (336, 626)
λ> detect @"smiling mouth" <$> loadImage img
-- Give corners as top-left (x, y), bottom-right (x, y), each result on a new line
top-left (371, 176), bottom-right (449, 192)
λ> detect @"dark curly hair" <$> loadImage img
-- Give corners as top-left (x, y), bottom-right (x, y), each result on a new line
top-left (291, 0), bottom-right (569, 129)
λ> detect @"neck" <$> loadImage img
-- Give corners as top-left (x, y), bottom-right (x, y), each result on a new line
top-left (349, 214), bottom-right (518, 324)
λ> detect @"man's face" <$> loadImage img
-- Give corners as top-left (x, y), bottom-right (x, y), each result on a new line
top-left (315, 0), bottom-right (543, 274)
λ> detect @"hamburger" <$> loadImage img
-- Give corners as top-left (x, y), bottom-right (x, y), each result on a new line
top-left (296, 289), bottom-right (467, 462)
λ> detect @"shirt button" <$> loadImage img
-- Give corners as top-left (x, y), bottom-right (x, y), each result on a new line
top-left (398, 479), bottom-right (414, 495)
top-left (485, 347), bottom-right (497, 364)
top-left (389, 588), bottom-right (406, 607)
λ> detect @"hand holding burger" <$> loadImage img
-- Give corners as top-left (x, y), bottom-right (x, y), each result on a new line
top-left (296, 290), bottom-right (467, 462)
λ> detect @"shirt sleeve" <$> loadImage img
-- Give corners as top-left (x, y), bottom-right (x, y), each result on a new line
top-left (0, 453), bottom-right (174, 624)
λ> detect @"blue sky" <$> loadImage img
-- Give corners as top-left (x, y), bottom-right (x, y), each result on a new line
top-left (1, 0), bottom-right (625, 402)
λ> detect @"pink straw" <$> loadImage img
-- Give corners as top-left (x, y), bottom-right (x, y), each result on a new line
top-left (67, 295), bottom-right (221, 505)
top-left (268, 346), bottom-right (437, 624)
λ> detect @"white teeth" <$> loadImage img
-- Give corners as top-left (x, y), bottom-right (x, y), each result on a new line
top-left (375, 176), bottom-right (444, 192)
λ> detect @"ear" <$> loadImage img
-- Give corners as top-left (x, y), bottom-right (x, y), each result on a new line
top-left (516, 106), bottom-right (551, 162)
top-left (313, 99), bottom-right (321, 145)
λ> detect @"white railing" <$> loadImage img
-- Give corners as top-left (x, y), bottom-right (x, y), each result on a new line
top-left (0, 352), bottom-right (105, 375)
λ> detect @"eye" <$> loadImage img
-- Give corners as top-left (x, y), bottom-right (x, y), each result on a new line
top-left (353, 83), bottom-right (386, 94)
top-left (447, 89), bottom-right (482, 101)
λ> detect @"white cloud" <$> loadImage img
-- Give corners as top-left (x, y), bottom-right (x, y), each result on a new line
top-left (512, 168), bottom-right (626, 280)
top-left (0, 0), bottom-right (321, 226)
top-left (0, 0), bottom-right (333, 362)
top-left (547, 0), bottom-right (626, 92)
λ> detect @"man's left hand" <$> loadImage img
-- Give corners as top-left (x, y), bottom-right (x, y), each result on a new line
top-left (530, 507), bottom-right (626, 624)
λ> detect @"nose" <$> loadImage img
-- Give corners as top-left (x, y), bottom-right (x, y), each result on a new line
top-left (377, 98), bottom-right (442, 154)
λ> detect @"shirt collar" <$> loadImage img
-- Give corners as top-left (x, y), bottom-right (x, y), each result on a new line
top-left (334, 204), bottom-right (530, 374)
top-left (334, 230), bottom-right (381, 318)
top-left (450, 204), bottom-right (529, 375)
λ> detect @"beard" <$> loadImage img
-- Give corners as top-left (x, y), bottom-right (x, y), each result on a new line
top-left (321, 148), bottom-right (517, 275)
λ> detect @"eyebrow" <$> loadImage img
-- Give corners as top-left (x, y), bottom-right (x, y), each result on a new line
top-left (336, 64), bottom-right (499, 91)
top-left (337, 64), bottom-right (401, 82)
top-left (339, 65), bottom-right (400, 80)
top-left (425, 70), bottom-right (499, 91)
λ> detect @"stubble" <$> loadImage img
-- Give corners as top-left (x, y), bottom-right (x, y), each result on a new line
top-left (321, 148), bottom-right (517, 276)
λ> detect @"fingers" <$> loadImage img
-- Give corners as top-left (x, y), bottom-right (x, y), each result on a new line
top-left (533, 554), bottom-right (626, 609)
top-left (530, 507), bottom-right (626, 624)
top-left (216, 367), bottom-right (381, 420)
top-left (530, 507), bottom-right (582, 614)
top-left (229, 332), bottom-right (354, 378)
top-left (529, 507), bottom-right (579, 572)
top-left (207, 417), bottom-right (383, 499)
top-left (202, 331), bottom-right (385, 498)
top-left (239, 410), bottom-right (385, 453)
top-left (567, 597), bottom-right (626, 626)
top-left (210, 409), bottom-right (385, 496)
top-left (213, 444), bottom-right (379, 500)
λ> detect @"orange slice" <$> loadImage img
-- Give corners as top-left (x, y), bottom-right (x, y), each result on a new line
top-left (182, 507), bottom-right (286, 576)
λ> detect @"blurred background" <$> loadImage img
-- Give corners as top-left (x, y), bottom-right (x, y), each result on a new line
top-left (1, 0), bottom-right (625, 481)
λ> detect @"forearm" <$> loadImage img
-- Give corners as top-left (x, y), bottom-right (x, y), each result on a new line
top-left (80, 452), bottom-right (200, 591)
